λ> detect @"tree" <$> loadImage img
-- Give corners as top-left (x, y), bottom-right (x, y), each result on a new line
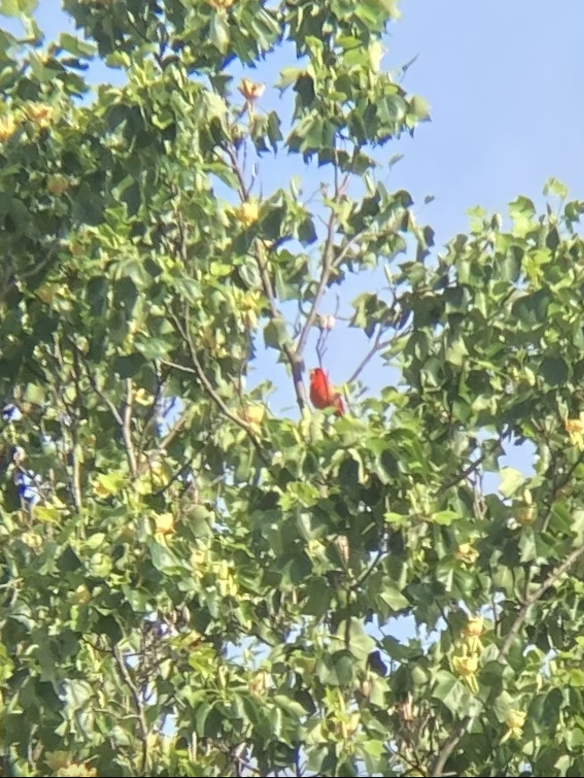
top-left (1, 0), bottom-right (583, 776)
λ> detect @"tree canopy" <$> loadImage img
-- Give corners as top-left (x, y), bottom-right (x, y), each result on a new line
top-left (1, 1), bottom-right (584, 776)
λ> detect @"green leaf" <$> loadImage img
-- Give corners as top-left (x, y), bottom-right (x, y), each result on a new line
top-left (539, 355), bottom-right (569, 388)
top-left (113, 353), bottom-right (146, 378)
top-left (86, 276), bottom-right (109, 318)
top-left (88, 553), bottom-right (112, 578)
top-left (277, 67), bottom-right (302, 91)
top-left (135, 337), bottom-right (170, 360)
top-left (410, 95), bottom-right (431, 121)
top-left (379, 585), bottom-right (409, 611)
top-left (431, 510), bottom-right (462, 526)
top-left (334, 618), bottom-right (376, 662)
top-left (23, 383), bottom-right (45, 406)
top-left (209, 12), bottom-right (230, 54)
top-left (33, 505), bottom-right (61, 523)
top-left (543, 177), bottom-right (568, 200)
top-left (58, 33), bottom-right (96, 58)
top-left (432, 670), bottom-right (471, 716)
top-left (298, 215), bottom-right (317, 245)
top-left (0, 0), bottom-right (37, 17)
top-left (263, 319), bottom-right (289, 350)
top-left (445, 336), bottom-right (468, 366)
top-left (273, 694), bottom-right (307, 718)
top-left (62, 679), bottom-right (92, 712)
top-left (148, 540), bottom-right (179, 573)
top-left (499, 467), bottom-right (525, 498)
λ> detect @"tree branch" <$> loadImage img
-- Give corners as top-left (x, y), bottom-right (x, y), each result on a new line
top-left (163, 313), bottom-right (275, 473)
top-left (353, 548), bottom-right (386, 590)
top-left (71, 446), bottom-right (83, 514)
top-left (66, 338), bottom-right (123, 424)
top-left (161, 357), bottom-right (255, 439)
top-left (223, 141), bottom-right (308, 412)
top-left (113, 646), bottom-right (151, 776)
top-left (65, 337), bottom-right (141, 479)
top-left (253, 242), bottom-right (308, 412)
top-left (499, 543), bottom-right (584, 656)
top-left (222, 145), bottom-right (249, 201)
top-left (437, 431), bottom-right (508, 496)
top-left (346, 327), bottom-right (391, 386)
top-left (123, 380), bottom-right (138, 479)
top-left (296, 208), bottom-right (337, 357)
top-left (430, 541), bottom-right (584, 777)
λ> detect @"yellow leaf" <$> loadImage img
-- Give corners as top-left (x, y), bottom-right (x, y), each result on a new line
top-left (33, 505), bottom-right (61, 523)
top-left (154, 513), bottom-right (175, 535)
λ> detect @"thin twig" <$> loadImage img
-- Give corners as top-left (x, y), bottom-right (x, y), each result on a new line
top-left (296, 210), bottom-right (338, 357)
top-left (437, 431), bottom-right (508, 496)
top-left (353, 548), bottom-right (386, 590)
top-left (63, 337), bottom-right (141, 480)
top-left (161, 356), bottom-right (253, 437)
top-left (152, 454), bottom-right (196, 498)
top-left (0, 236), bottom-right (63, 306)
top-left (540, 452), bottom-right (581, 533)
top-left (252, 241), bottom-right (307, 411)
top-left (159, 406), bottom-right (193, 451)
top-left (295, 163), bottom-right (351, 360)
top-left (71, 447), bottom-right (83, 513)
top-left (113, 646), bottom-right (151, 776)
top-left (346, 327), bottom-right (391, 385)
top-left (66, 338), bottom-right (123, 424)
top-left (122, 381), bottom-right (138, 479)
top-left (223, 146), bottom-right (249, 200)
top-left (164, 316), bottom-right (275, 473)
top-left (499, 543), bottom-right (584, 656)
top-left (136, 365), bottom-right (165, 458)
top-left (223, 142), bottom-right (311, 412)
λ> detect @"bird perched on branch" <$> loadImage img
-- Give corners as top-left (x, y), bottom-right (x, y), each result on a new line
top-left (308, 368), bottom-right (344, 417)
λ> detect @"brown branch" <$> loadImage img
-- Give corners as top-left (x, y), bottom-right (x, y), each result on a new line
top-left (295, 164), bottom-right (350, 360)
top-left (159, 406), bottom-right (192, 450)
top-left (161, 356), bottom-right (255, 437)
top-left (66, 338), bottom-right (141, 480)
top-left (296, 221), bottom-right (378, 362)
top-left (223, 140), bottom-right (308, 412)
top-left (171, 185), bottom-right (191, 265)
top-left (499, 543), bottom-right (584, 656)
top-left (431, 541), bottom-right (584, 777)
top-left (123, 380), bottom-right (138, 479)
top-left (163, 315), bottom-right (275, 474)
top-left (540, 451), bottom-right (581, 533)
top-left (222, 743), bottom-right (261, 778)
top-left (437, 431), bottom-right (508, 496)
top-left (136, 366), bottom-right (166, 458)
top-left (222, 146), bottom-right (249, 201)
top-left (71, 447), bottom-right (83, 514)
top-left (353, 547), bottom-right (386, 590)
top-left (0, 236), bottom-right (62, 307)
top-left (65, 338), bottom-right (123, 424)
top-left (346, 327), bottom-right (391, 385)
top-left (252, 240), bottom-right (307, 411)
top-left (113, 646), bottom-right (151, 776)
top-left (58, 339), bottom-right (84, 513)
top-left (296, 209), bottom-right (337, 357)
top-left (152, 454), bottom-right (197, 498)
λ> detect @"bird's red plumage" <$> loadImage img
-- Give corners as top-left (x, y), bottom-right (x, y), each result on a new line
top-left (309, 368), bottom-right (344, 416)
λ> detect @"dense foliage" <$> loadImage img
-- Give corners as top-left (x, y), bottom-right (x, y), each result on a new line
top-left (1, 1), bottom-right (583, 776)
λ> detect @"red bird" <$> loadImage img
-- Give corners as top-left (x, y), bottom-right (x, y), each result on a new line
top-left (309, 368), bottom-right (344, 417)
